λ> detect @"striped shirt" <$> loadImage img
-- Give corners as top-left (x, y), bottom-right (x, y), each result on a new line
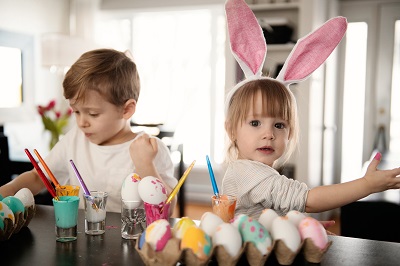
top-left (221, 159), bottom-right (309, 219)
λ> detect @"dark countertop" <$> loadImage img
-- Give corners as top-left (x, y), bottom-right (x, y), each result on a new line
top-left (2, 205), bottom-right (400, 265)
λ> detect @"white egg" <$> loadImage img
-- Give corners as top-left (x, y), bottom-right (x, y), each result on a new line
top-left (258, 208), bottom-right (278, 232)
top-left (286, 210), bottom-right (307, 227)
top-left (0, 201), bottom-right (15, 223)
top-left (199, 211), bottom-right (224, 236)
top-left (138, 176), bottom-right (168, 205)
top-left (212, 223), bottom-right (242, 257)
top-left (14, 188), bottom-right (35, 207)
top-left (121, 173), bottom-right (142, 207)
top-left (271, 216), bottom-right (301, 252)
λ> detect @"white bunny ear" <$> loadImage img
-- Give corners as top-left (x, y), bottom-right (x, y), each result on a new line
top-left (276, 16), bottom-right (348, 86)
top-left (225, 0), bottom-right (266, 78)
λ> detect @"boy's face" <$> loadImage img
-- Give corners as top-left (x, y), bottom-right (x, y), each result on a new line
top-left (69, 90), bottom-right (131, 145)
top-left (235, 91), bottom-right (290, 167)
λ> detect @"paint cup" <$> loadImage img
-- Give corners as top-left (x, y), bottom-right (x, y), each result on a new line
top-left (211, 194), bottom-right (237, 223)
top-left (144, 202), bottom-right (170, 226)
top-left (56, 185), bottom-right (80, 196)
top-left (53, 196), bottom-right (80, 242)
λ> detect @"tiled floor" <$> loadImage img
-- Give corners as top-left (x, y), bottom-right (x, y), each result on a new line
top-left (172, 202), bottom-right (341, 236)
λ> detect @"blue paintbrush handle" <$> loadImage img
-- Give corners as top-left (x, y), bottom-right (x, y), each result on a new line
top-left (206, 155), bottom-right (219, 195)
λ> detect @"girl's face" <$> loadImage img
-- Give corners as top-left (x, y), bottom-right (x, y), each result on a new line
top-left (235, 90), bottom-right (290, 167)
top-left (70, 90), bottom-right (134, 145)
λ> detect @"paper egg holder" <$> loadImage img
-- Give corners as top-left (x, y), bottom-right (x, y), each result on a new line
top-left (0, 205), bottom-right (36, 241)
top-left (135, 233), bottom-right (332, 266)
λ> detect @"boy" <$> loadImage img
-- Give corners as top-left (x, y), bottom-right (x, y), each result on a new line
top-left (0, 49), bottom-right (177, 214)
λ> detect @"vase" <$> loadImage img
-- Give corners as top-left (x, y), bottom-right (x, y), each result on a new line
top-left (49, 131), bottom-right (60, 150)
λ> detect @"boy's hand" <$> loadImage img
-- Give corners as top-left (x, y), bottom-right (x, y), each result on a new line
top-left (129, 133), bottom-right (160, 179)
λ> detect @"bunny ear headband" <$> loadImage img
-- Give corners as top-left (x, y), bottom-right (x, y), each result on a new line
top-left (225, 0), bottom-right (348, 114)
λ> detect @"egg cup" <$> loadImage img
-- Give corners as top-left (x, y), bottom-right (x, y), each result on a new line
top-left (273, 239), bottom-right (303, 265)
top-left (0, 218), bottom-right (15, 241)
top-left (302, 238), bottom-right (333, 263)
top-left (136, 236), bottom-right (181, 266)
top-left (213, 244), bottom-right (245, 266)
top-left (180, 247), bottom-right (213, 266)
top-left (13, 211), bottom-right (26, 234)
top-left (23, 205), bottom-right (36, 227)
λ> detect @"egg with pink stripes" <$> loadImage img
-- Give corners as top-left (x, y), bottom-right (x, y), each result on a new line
top-left (138, 176), bottom-right (168, 205)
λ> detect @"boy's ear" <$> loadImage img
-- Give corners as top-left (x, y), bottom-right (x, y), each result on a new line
top-left (123, 99), bottom-right (136, 119)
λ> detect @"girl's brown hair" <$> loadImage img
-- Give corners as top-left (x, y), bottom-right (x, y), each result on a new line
top-left (224, 78), bottom-right (299, 168)
top-left (63, 49), bottom-right (140, 107)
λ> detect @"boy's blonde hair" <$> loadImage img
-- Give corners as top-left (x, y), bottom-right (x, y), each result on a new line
top-left (63, 49), bottom-right (140, 106)
top-left (224, 78), bottom-right (299, 168)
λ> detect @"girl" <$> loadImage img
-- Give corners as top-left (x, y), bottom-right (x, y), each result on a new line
top-left (221, 0), bottom-right (400, 219)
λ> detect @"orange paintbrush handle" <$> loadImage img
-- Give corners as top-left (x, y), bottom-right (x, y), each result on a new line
top-left (33, 149), bottom-right (60, 188)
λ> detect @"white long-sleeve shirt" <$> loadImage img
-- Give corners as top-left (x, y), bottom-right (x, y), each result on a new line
top-left (222, 159), bottom-right (309, 219)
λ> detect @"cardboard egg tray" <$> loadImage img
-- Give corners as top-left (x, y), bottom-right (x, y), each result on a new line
top-left (0, 205), bottom-right (36, 241)
top-left (135, 234), bottom-right (332, 266)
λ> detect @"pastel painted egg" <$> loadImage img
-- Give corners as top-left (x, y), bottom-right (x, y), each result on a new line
top-left (258, 208), bottom-right (279, 232)
top-left (138, 176), bottom-right (168, 205)
top-left (145, 219), bottom-right (172, 251)
top-left (121, 173), bottom-right (142, 207)
top-left (2, 196), bottom-right (25, 214)
top-left (138, 230), bottom-right (146, 249)
top-left (235, 214), bottom-right (272, 255)
top-left (286, 210), bottom-right (307, 227)
top-left (231, 213), bottom-right (248, 228)
top-left (212, 223), bottom-right (242, 257)
top-left (298, 217), bottom-right (329, 250)
top-left (173, 217), bottom-right (196, 239)
top-left (0, 194), bottom-right (3, 200)
top-left (0, 201), bottom-right (15, 223)
top-left (199, 211), bottom-right (224, 236)
top-left (271, 216), bottom-right (302, 252)
top-left (14, 188), bottom-right (35, 207)
top-left (181, 225), bottom-right (212, 260)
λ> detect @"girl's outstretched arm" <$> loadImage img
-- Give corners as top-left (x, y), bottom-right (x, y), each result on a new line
top-left (305, 152), bottom-right (400, 213)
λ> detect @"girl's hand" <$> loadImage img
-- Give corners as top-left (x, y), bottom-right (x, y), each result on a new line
top-left (319, 220), bottom-right (337, 235)
top-left (129, 133), bottom-right (158, 167)
top-left (363, 152), bottom-right (400, 194)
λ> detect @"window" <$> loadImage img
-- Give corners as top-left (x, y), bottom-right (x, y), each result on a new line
top-left (341, 22), bottom-right (368, 183)
top-left (390, 20), bottom-right (400, 152)
top-left (96, 6), bottom-right (226, 165)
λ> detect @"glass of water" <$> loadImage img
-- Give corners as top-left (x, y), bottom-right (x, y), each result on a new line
top-left (83, 191), bottom-right (108, 235)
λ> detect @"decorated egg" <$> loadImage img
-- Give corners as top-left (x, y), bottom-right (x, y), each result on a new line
top-left (234, 214), bottom-right (272, 255)
top-left (121, 173), bottom-right (142, 207)
top-left (138, 230), bottom-right (146, 249)
top-left (212, 223), bottom-right (242, 257)
top-left (298, 217), bottom-right (329, 250)
top-left (0, 202), bottom-right (15, 223)
top-left (2, 196), bottom-right (25, 214)
top-left (271, 216), bottom-right (302, 252)
top-left (14, 188), bottom-right (35, 207)
top-left (199, 211), bottom-right (224, 236)
top-left (145, 219), bottom-right (172, 251)
top-left (138, 176), bottom-right (168, 205)
top-left (258, 208), bottom-right (278, 232)
top-left (286, 210), bottom-right (307, 227)
top-left (181, 225), bottom-right (212, 260)
top-left (0, 194), bottom-right (3, 201)
top-left (173, 217), bottom-right (196, 239)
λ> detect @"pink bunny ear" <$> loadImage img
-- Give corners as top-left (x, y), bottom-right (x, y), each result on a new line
top-left (226, 0), bottom-right (266, 78)
top-left (276, 16), bottom-right (348, 86)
